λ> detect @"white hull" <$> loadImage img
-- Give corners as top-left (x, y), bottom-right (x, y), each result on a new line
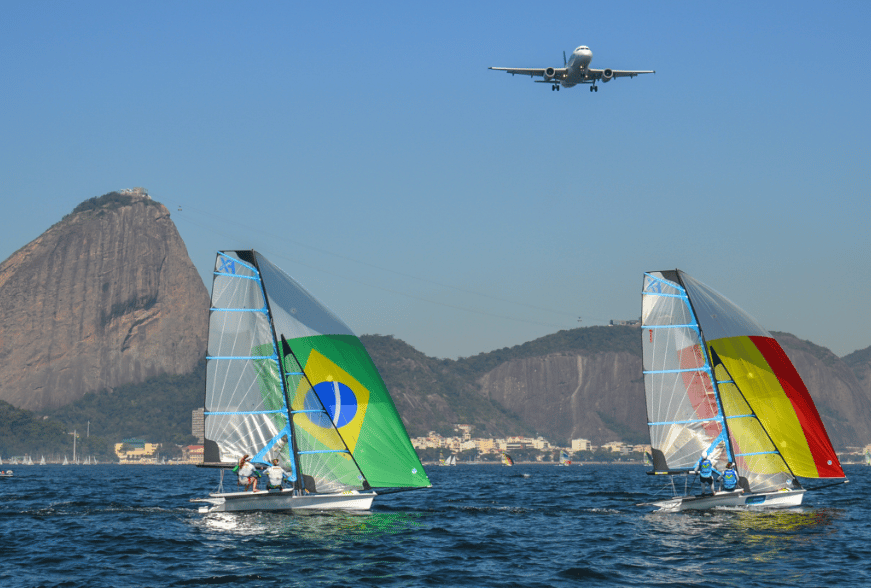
top-left (192, 489), bottom-right (377, 513)
top-left (642, 489), bottom-right (805, 512)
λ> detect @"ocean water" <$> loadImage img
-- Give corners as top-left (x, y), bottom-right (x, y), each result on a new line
top-left (0, 463), bottom-right (867, 587)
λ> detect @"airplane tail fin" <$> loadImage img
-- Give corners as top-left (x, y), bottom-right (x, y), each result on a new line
top-left (563, 51), bottom-right (567, 66)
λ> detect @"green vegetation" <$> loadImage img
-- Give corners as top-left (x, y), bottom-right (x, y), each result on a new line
top-left (44, 357), bottom-right (206, 447)
top-left (0, 400), bottom-right (73, 458)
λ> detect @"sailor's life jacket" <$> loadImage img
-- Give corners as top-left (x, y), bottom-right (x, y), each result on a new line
top-left (238, 462), bottom-right (257, 479)
top-left (265, 465), bottom-right (286, 487)
top-left (699, 459), bottom-right (713, 479)
top-left (722, 468), bottom-right (738, 490)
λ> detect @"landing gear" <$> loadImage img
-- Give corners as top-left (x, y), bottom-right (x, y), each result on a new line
top-left (589, 85), bottom-right (598, 92)
top-left (551, 84), bottom-right (560, 91)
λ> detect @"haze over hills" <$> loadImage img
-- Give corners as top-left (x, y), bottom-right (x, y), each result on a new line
top-left (1, 190), bottom-right (869, 453)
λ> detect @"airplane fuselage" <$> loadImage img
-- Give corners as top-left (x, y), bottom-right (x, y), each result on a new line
top-left (561, 46), bottom-right (593, 88)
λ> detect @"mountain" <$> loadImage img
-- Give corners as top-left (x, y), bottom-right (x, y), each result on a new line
top-left (365, 327), bottom-right (871, 449)
top-left (0, 189), bottom-right (208, 412)
top-left (843, 345), bottom-right (871, 409)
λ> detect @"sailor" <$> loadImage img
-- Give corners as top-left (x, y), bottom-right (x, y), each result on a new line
top-left (234, 454), bottom-right (259, 492)
top-left (265, 458), bottom-right (288, 491)
top-left (696, 453), bottom-right (719, 495)
top-left (721, 462), bottom-right (739, 492)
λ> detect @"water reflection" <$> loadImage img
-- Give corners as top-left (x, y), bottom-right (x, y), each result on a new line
top-left (198, 509), bottom-right (425, 543)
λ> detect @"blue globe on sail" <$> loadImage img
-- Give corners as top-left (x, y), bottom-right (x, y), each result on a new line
top-left (306, 381), bottom-right (358, 428)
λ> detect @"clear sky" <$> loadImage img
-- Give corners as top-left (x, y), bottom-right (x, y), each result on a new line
top-left (2, 2), bottom-right (868, 359)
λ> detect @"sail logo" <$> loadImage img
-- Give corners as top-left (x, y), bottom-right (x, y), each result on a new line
top-left (305, 381), bottom-right (358, 429)
top-left (219, 258), bottom-right (236, 274)
top-left (294, 348), bottom-right (370, 452)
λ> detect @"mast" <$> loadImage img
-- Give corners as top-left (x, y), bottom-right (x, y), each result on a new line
top-left (250, 251), bottom-right (369, 493)
top-left (240, 251), bottom-right (303, 489)
top-left (673, 270), bottom-right (737, 466)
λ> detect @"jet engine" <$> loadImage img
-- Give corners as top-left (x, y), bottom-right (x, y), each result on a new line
top-left (601, 69), bottom-right (614, 82)
top-left (544, 67), bottom-right (556, 80)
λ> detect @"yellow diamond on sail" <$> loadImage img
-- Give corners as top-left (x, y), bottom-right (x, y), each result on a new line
top-left (292, 348), bottom-right (370, 453)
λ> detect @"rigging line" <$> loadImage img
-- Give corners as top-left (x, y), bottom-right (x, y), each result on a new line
top-left (179, 215), bottom-right (568, 330)
top-left (175, 205), bottom-right (577, 318)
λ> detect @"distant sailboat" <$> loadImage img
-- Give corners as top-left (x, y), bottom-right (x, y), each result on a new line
top-left (193, 250), bottom-right (431, 513)
top-left (447, 455), bottom-right (457, 466)
top-left (62, 456), bottom-right (69, 465)
top-left (502, 452), bottom-right (514, 466)
top-left (559, 451), bottom-right (571, 466)
top-left (638, 270), bottom-right (846, 512)
top-left (39, 456), bottom-right (46, 465)
top-left (24, 455), bottom-right (33, 465)
top-left (865, 449), bottom-right (870, 467)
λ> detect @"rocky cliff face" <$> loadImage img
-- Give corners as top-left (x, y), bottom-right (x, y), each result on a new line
top-left (0, 190), bottom-right (209, 412)
top-left (478, 351), bottom-right (646, 445)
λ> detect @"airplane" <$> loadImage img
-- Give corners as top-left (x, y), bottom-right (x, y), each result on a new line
top-left (489, 45), bottom-right (654, 92)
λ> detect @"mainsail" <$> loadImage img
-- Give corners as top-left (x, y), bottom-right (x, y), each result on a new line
top-left (641, 270), bottom-right (844, 494)
top-left (203, 250), bottom-right (430, 495)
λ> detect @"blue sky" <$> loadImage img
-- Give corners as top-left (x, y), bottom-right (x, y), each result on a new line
top-left (2, 2), bottom-right (868, 359)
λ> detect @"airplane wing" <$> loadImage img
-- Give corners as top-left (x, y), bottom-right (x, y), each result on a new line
top-left (588, 69), bottom-right (655, 79)
top-left (489, 67), bottom-right (569, 80)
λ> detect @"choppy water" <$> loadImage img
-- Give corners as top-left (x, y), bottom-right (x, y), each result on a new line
top-left (0, 464), bottom-right (867, 587)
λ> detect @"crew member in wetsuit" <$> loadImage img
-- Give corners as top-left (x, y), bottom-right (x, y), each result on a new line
top-left (264, 458), bottom-right (288, 491)
top-left (721, 462), bottom-right (739, 492)
top-left (696, 454), bottom-right (719, 495)
top-left (235, 454), bottom-right (260, 492)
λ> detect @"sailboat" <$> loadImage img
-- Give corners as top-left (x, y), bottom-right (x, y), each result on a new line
top-left (39, 456), bottom-right (46, 465)
top-left (864, 449), bottom-right (870, 467)
top-left (559, 451), bottom-right (571, 466)
top-left (62, 456), bottom-right (69, 465)
top-left (639, 270), bottom-right (847, 512)
top-left (446, 455), bottom-right (457, 466)
top-left (502, 452), bottom-right (514, 466)
top-left (193, 250), bottom-right (431, 513)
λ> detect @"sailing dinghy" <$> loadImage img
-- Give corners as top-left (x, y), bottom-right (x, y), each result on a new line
top-left (639, 270), bottom-right (846, 512)
top-left (193, 250), bottom-right (431, 513)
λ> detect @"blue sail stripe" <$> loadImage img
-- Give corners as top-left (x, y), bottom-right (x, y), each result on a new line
top-left (735, 451), bottom-right (779, 457)
top-left (204, 410), bottom-right (285, 415)
top-left (645, 324), bottom-right (699, 329)
top-left (648, 418), bottom-right (719, 426)
top-left (210, 307), bottom-right (268, 313)
top-left (726, 414), bottom-right (755, 419)
top-left (207, 355), bottom-right (278, 361)
top-left (297, 450), bottom-right (351, 455)
top-left (213, 271), bottom-right (260, 281)
top-left (644, 367), bottom-right (711, 374)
